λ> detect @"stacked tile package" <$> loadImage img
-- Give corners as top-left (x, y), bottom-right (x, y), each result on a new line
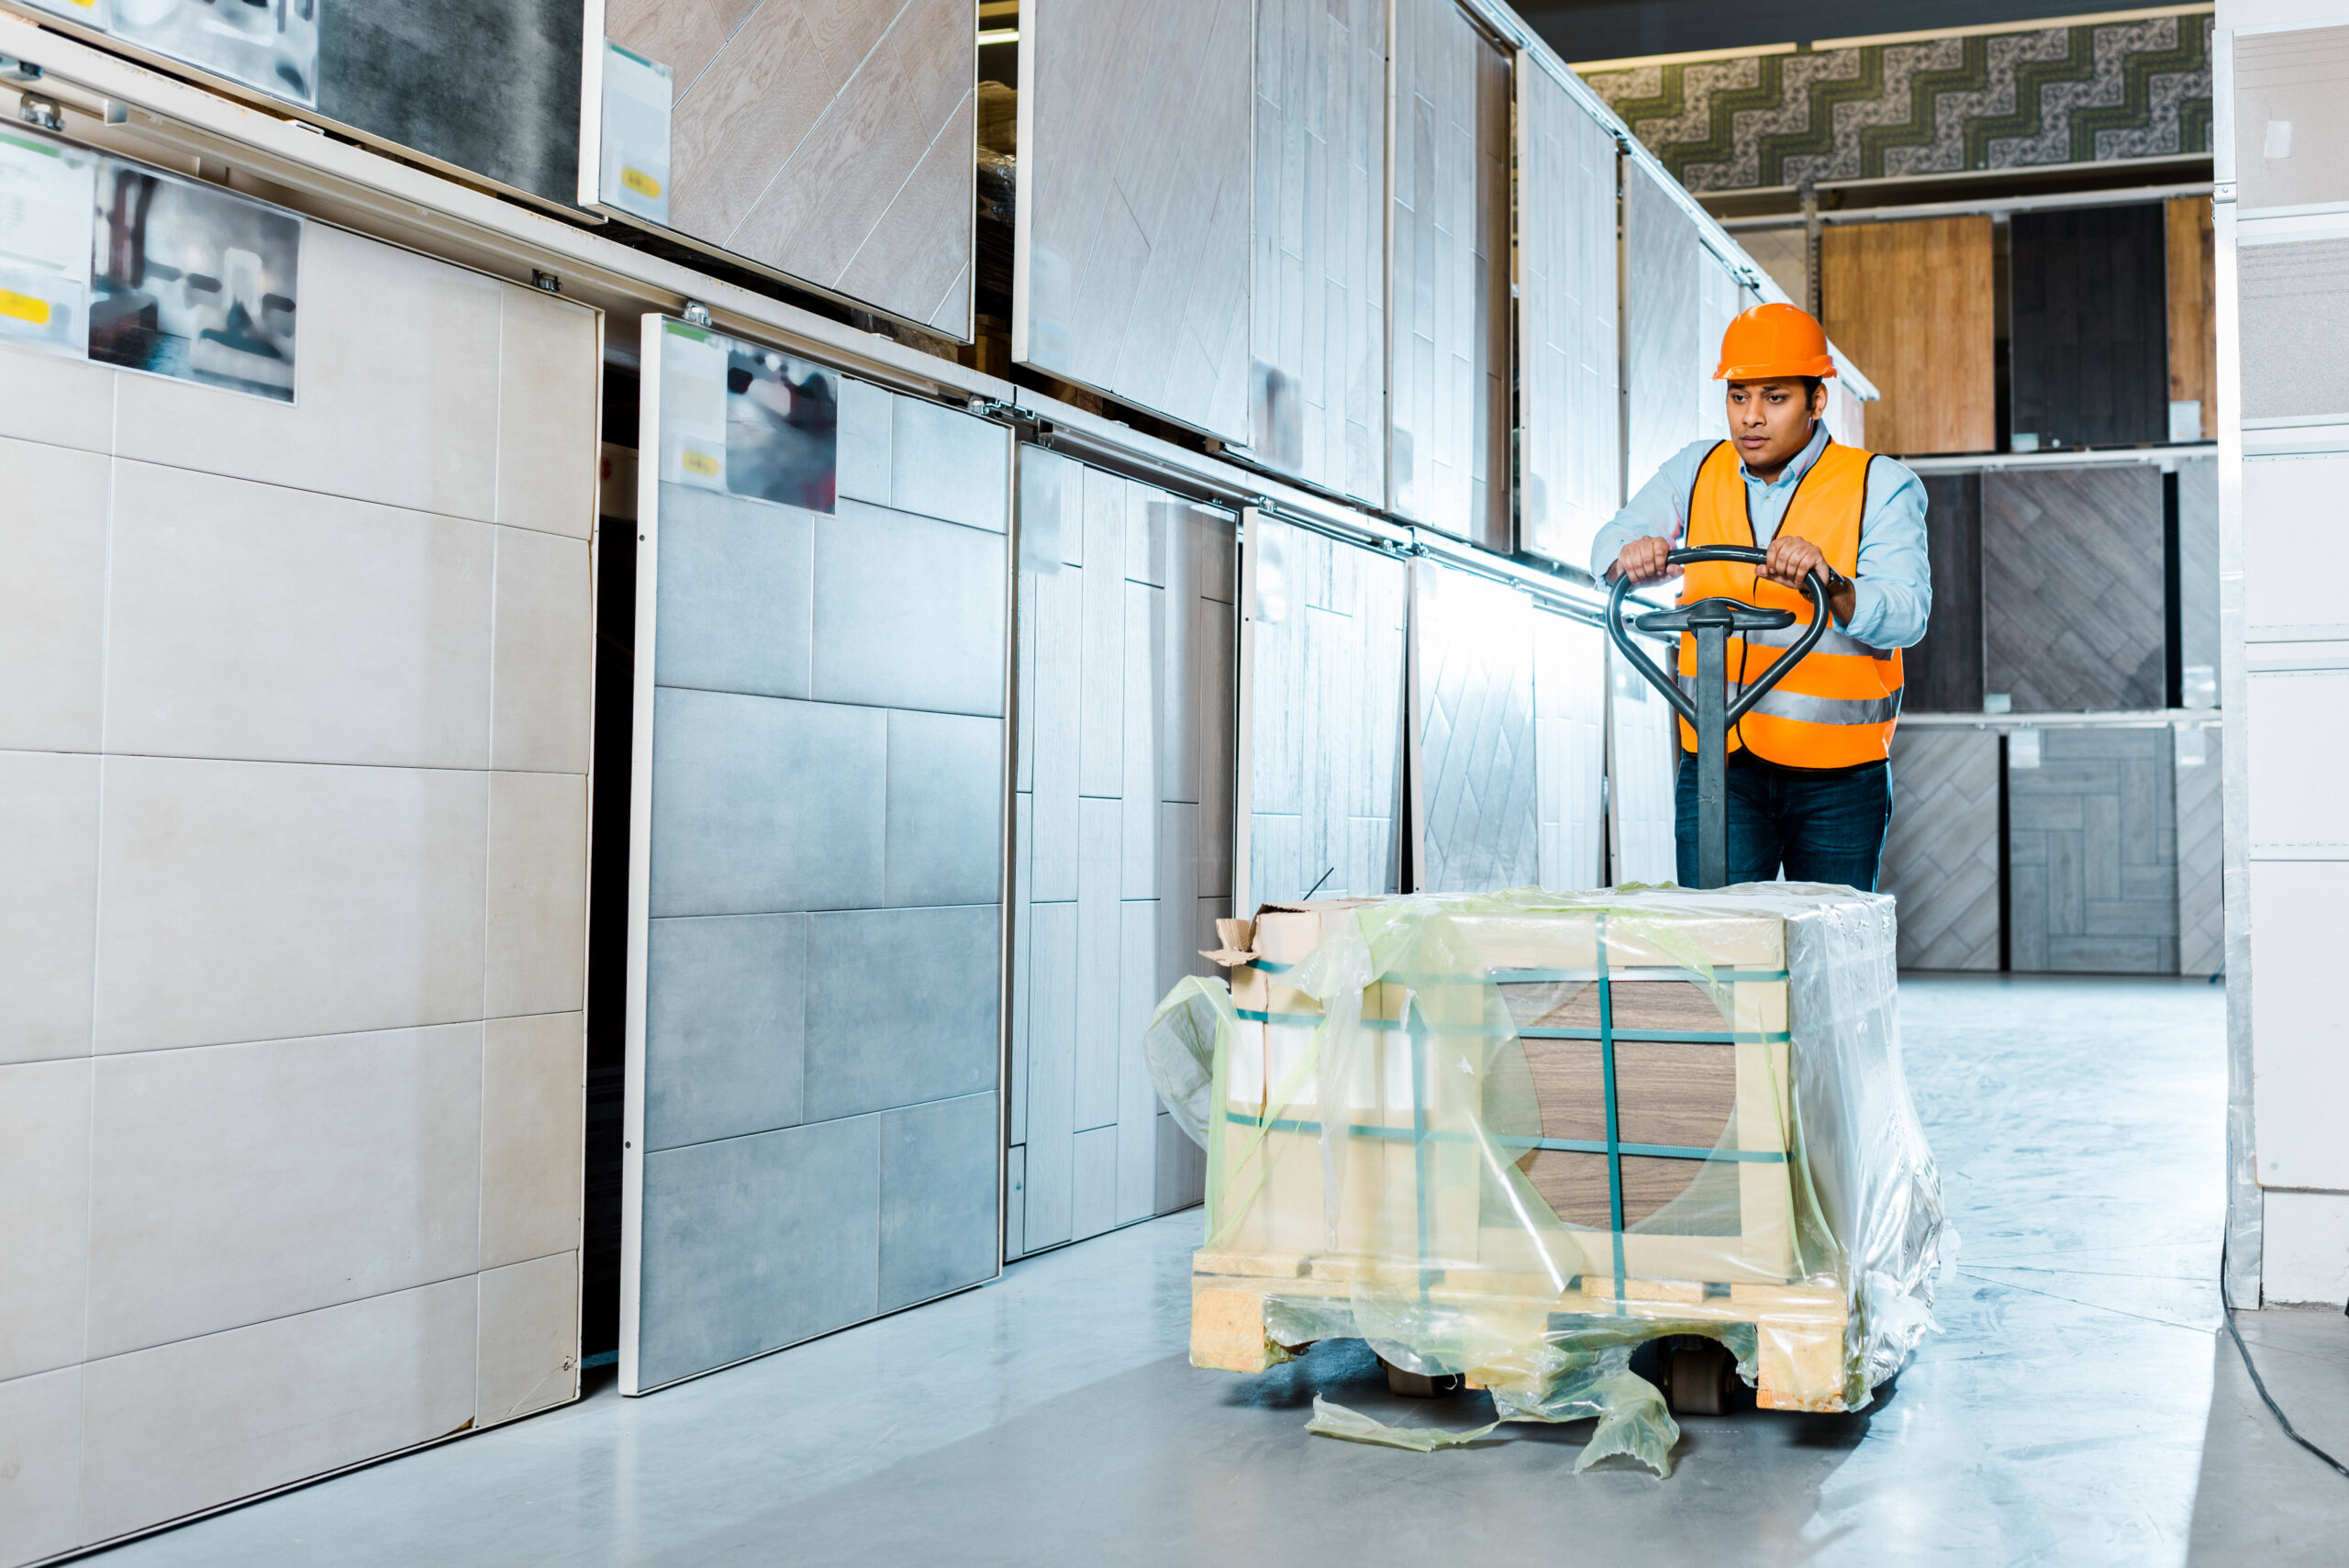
top-left (1144, 885), bottom-right (1947, 1473)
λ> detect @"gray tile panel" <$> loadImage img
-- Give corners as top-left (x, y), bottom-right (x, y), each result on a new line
top-left (890, 399), bottom-right (1008, 533)
top-left (1116, 901), bottom-right (1161, 1226)
top-left (878, 1093), bottom-right (1000, 1311)
top-left (644, 913), bottom-right (807, 1151)
top-left (2176, 457), bottom-right (2219, 707)
top-left (1078, 467), bottom-right (1129, 797)
top-left (1073, 797), bottom-right (1121, 1132)
top-left (1154, 1109), bottom-right (1207, 1215)
top-left (1008, 791), bottom-right (1034, 1150)
top-left (651, 483), bottom-right (814, 701)
top-left (2238, 239), bottom-right (2349, 423)
top-left (1412, 561), bottom-right (1540, 894)
top-left (1624, 161), bottom-right (1711, 490)
top-left (884, 709), bottom-right (1004, 908)
top-left (1028, 561), bottom-right (1083, 905)
top-left (1880, 729), bottom-right (2001, 970)
top-left (802, 906), bottom-right (1000, 1123)
top-left (2176, 727), bottom-right (2223, 977)
top-left (2007, 726), bottom-right (2176, 974)
top-left (648, 688), bottom-right (885, 917)
top-left (1532, 608), bottom-right (1608, 892)
top-left (1019, 900), bottom-right (1077, 1252)
top-left (810, 502), bottom-right (1007, 717)
top-left (1984, 464), bottom-right (2166, 712)
top-left (635, 1115), bottom-right (880, 1391)
top-left (836, 378), bottom-right (893, 507)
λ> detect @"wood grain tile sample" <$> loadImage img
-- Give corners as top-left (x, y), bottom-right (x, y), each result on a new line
top-left (1389, 0), bottom-right (1511, 550)
top-left (2176, 725), bottom-right (2221, 978)
top-left (1017, 0), bottom-right (1253, 440)
top-left (1250, 0), bottom-right (1387, 507)
top-left (1905, 471), bottom-right (1982, 713)
top-left (1821, 217), bottom-right (1995, 457)
top-left (1880, 728), bottom-right (1999, 972)
top-left (606, 0), bottom-right (974, 336)
top-left (2009, 204), bottom-right (2167, 450)
top-left (1983, 463), bottom-right (2165, 712)
top-left (2007, 726), bottom-right (2176, 974)
top-left (2166, 197), bottom-right (2216, 440)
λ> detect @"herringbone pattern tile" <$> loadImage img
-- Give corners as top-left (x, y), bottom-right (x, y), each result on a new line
top-left (2009, 726), bottom-right (2176, 973)
top-left (2176, 725), bottom-right (2223, 976)
top-left (1882, 728), bottom-right (2001, 970)
top-left (1984, 464), bottom-right (2166, 712)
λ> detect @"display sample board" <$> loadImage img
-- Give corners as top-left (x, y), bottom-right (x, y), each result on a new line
top-left (623, 319), bottom-right (1007, 1393)
top-left (1006, 448), bottom-right (1233, 1256)
top-left (1905, 471), bottom-right (1983, 712)
top-left (1387, 0), bottom-right (1509, 549)
top-left (1244, 515), bottom-right (1407, 906)
top-left (1983, 462), bottom-right (2165, 712)
top-left (1623, 161), bottom-right (1738, 493)
top-left (1820, 216), bottom-right (1994, 457)
top-left (1017, 0), bottom-right (1251, 438)
top-left (2176, 721), bottom-right (2221, 978)
top-left (2007, 726), bottom-right (2177, 973)
top-left (2009, 204), bottom-right (2167, 450)
top-left (2165, 196), bottom-right (2215, 441)
top-left (2238, 237), bottom-right (2349, 425)
top-left (2232, 24), bottom-right (2349, 215)
top-left (1607, 629), bottom-right (1678, 884)
top-left (1879, 728), bottom-right (1999, 970)
top-left (1408, 560), bottom-right (1538, 892)
top-left (1518, 63), bottom-right (1621, 570)
top-left (2177, 455), bottom-right (2217, 708)
top-left (590, 0), bottom-right (975, 336)
top-left (1532, 606), bottom-right (1607, 891)
top-left (1247, 0), bottom-right (1386, 506)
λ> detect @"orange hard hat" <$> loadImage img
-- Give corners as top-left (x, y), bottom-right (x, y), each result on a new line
top-left (1714, 302), bottom-right (1838, 381)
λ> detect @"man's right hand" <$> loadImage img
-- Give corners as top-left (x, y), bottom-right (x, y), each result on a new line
top-left (1608, 535), bottom-right (1675, 585)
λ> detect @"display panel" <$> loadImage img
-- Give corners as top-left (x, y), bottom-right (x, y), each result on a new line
top-left (1408, 559), bottom-right (1537, 892)
top-left (1622, 160), bottom-right (1711, 491)
top-left (2009, 203), bottom-right (2167, 450)
top-left (622, 317), bottom-right (1007, 1394)
top-left (1532, 606), bottom-right (1606, 892)
top-left (1006, 446), bottom-right (1234, 1257)
top-left (1982, 462), bottom-right (2165, 712)
top-left (1607, 628), bottom-right (1677, 885)
top-left (1016, 0), bottom-right (1251, 439)
top-left (587, 0), bottom-right (976, 337)
top-left (1879, 728), bottom-right (2000, 970)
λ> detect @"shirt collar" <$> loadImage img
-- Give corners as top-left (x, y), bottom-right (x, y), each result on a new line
top-left (1741, 421), bottom-right (1831, 491)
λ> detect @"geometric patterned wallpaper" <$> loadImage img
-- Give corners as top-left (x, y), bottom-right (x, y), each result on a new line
top-left (1582, 11), bottom-right (2212, 194)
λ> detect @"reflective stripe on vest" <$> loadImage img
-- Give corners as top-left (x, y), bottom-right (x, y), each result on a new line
top-left (1675, 438), bottom-right (1903, 768)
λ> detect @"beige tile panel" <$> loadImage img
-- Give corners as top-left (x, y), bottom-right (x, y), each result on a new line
top-left (486, 773), bottom-right (589, 1020)
top-left (667, 3), bottom-right (837, 245)
top-left (77, 1278), bottom-right (476, 1547)
top-left (0, 434), bottom-right (108, 753)
top-left (0, 750), bottom-right (99, 1065)
top-left (495, 288), bottom-right (601, 541)
top-left (836, 86), bottom-right (977, 338)
top-left (0, 1366), bottom-right (80, 1566)
top-left (0, 1060), bottom-right (91, 1383)
top-left (731, 0), bottom-right (972, 300)
top-left (92, 757), bottom-right (489, 1053)
top-left (607, 0), bottom-right (765, 99)
top-left (114, 224), bottom-right (504, 524)
top-left (0, 339), bottom-right (112, 454)
top-left (84, 1024), bottom-right (483, 1359)
top-left (475, 1252), bottom-right (579, 1425)
top-left (491, 526), bottom-right (595, 774)
top-left (103, 461), bottom-right (495, 769)
top-left (803, 0), bottom-right (902, 84)
top-left (481, 1015), bottom-right (584, 1270)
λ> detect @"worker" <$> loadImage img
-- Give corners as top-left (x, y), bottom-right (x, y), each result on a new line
top-left (1593, 303), bottom-right (1930, 892)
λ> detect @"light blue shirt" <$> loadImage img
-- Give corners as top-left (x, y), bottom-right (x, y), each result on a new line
top-left (1588, 423), bottom-right (1932, 651)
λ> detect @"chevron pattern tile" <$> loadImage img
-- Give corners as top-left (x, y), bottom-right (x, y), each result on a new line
top-left (2176, 724), bottom-right (2223, 977)
top-left (1881, 728), bottom-right (2000, 971)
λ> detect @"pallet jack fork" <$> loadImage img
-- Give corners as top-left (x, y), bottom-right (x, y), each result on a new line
top-left (1605, 545), bottom-right (1831, 891)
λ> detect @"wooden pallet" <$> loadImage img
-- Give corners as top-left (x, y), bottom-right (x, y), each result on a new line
top-left (1187, 1248), bottom-right (1852, 1413)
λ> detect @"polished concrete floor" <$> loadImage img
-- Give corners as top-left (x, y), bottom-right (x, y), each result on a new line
top-left (84, 977), bottom-right (2349, 1566)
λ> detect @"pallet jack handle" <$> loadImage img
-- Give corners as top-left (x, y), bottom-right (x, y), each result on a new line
top-left (1605, 545), bottom-right (1831, 890)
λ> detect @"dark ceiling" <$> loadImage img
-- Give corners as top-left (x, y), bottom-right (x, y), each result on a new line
top-left (1521, 1), bottom-right (2108, 62)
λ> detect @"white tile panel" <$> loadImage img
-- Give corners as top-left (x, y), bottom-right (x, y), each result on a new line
top-left (1249, 0), bottom-right (1386, 506)
top-left (92, 758), bottom-right (489, 1054)
top-left (114, 225), bottom-right (506, 523)
top-left (76, 1278), bottom-right (477, 1546)
top-left (1624, 160), bottom-right (1718, 490)
top-left (1518, 67), bottom-right (1622, 569)
top-left (0, 1059), bottom-right (90, 1382)
top-left (2243, 453), bottom-right (2349, 632)
top-left (0, 435), bottom-right (107, 754)
top-left (84, 1024), bottom-right (483, 1358)
top-left (485, 772), bottom-right (589, 1019)
top-left (0, 750), bottom-right (99, 1066)
top-left (2246, 671), bottom-right (2349, 850)
top-left (491, 526), bottom-right (596, 774)
top-left (2250, 860), bottom-right (2349, 1192)
top-left (1409, 561), bottom-right (1539, 893)
top-left (2262, 1189), bottom-right (2349, 1307)
top-left (475, 1251), bottom-right (580, 1425)
top-left (479, 1013), bottom-right (585, 1272)
top-left (1609, 632), bottom-right (1681, 885)
top-left (102, 462), bottom-right (495, 770)
top-left (494, 285), bottom-right (600, 541)
top-left (0, 1366), bottom-right (79, 1566)
top-left (0, 340), bottom-right (112, 454)
top-left (1533, 609), bottom-right (1609, 892)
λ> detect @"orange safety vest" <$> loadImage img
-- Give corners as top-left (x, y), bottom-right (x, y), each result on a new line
top-left (1675, 438), bottom-right (1903, 768)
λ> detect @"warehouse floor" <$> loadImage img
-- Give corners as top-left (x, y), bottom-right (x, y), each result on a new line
top-left (81, 977), bottom-right (2349, 1567)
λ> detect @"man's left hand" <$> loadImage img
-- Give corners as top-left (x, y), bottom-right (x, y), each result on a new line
top-left (1762, 537), bottom-right (1857, 626)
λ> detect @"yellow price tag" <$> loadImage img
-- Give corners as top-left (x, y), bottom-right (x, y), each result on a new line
top-left (0, 289), bottom-right (51, 327)
top-left (680, 447), bottom-right (720, 478)
top-left (621, 167), bottom-right (662, 199)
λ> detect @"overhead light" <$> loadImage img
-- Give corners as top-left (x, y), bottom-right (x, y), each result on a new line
top-left (978, 28), bottom-right (1017, 44)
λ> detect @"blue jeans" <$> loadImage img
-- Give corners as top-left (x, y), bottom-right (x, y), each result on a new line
top-left (1673, 751), bottom-right (1892, 891)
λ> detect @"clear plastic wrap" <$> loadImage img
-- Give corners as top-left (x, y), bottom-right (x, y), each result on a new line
top-left (1146, 885), bottom-right (1947, 1473)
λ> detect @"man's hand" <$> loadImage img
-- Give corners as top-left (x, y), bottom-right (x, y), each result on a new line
top-left (1763, 536), bottom-right (1856, 625)
top-left (1608, 535), bottom-right (1675, 585)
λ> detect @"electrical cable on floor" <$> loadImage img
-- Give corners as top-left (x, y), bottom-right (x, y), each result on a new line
top-left (2219, 1239), bottom-right (2349, 1480)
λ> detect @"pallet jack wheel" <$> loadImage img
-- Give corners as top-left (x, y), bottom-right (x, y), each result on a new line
top-left (1666, 1339), bottom-right (1734, 1417)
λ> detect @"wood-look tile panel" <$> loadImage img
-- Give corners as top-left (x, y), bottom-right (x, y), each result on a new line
top-left (836, 86), bottom-right (978, 339)
top-left (1983, 464), bottom-right (2165, 713)
top-left (607, 0), bottom-right (765, 98)
top-left (1880, 728), bottom-right (1999, 972)
top-left (2009, 204), bottom-right (2168, 450)
top-left (1820, 217), bottom-right (1995, 457)
top-left (665, 2), bottom-right (836, 245)
top-left (2166, 196), bottom-right (2217, 441)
